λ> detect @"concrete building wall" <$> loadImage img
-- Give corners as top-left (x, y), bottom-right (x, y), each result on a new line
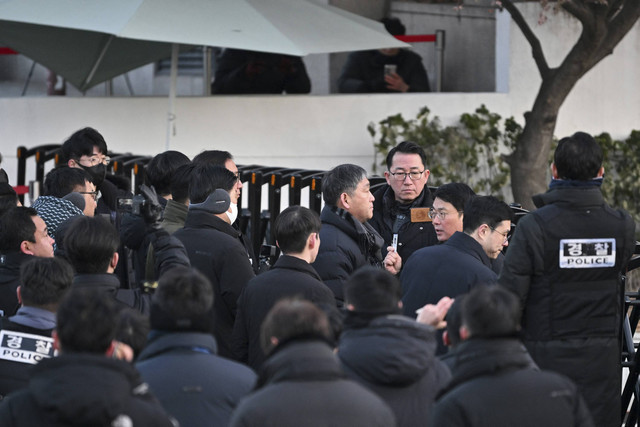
top-left (1, 3), bottom-right (639, 202)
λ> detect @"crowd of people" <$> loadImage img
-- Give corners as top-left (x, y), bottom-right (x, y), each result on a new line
top-left (0, 127), bottom-right (634, 426)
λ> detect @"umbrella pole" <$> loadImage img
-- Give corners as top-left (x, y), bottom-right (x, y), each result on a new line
top-left (166, 43), bottom-right (179, 150)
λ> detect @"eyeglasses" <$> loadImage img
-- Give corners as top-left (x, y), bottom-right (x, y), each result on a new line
top-left (79, 191), bottom-right (99, 201)
top-left (428, 209), bottom-right (462, 220)
top-left (389, 170), bottom-right (425, 181)
top-left (78, 156), bottom-right (111, 166)
top-left (490, 226), bottom-right (510, 242)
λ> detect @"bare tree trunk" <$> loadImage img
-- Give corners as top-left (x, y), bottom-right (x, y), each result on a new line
top-left (500, 0), bottom-right (640, 210)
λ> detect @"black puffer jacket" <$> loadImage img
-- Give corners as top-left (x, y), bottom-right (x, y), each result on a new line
top-left (0, 252), bottom-right (32, 317)
top-left (429, 338), bottom-right (594, 427)
top-left (369, 185), bottom-right (438, 262)
top-left (339, 313), bottom-right (450, 427)
top-left (312, 206), bottom-right (384, 303)
top-left (174, 210), bottom-right (255, 358)
top-left (230, 340), bottom-right (397, 427)
top-left (0, 353), bottom-right (176, 426)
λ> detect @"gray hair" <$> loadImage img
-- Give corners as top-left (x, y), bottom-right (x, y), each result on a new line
top-left (322, 164), bottom-right (367, 206)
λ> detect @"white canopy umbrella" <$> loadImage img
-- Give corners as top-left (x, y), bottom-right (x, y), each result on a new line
top-left (0, 0), bottom-right (408, 146)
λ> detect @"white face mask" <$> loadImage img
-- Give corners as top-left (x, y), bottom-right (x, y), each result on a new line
top-left (227, 202), bottom-right (238, 224)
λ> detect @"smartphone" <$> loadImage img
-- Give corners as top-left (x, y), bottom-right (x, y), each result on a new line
top-left (384, 64), bottom-right (397, 76)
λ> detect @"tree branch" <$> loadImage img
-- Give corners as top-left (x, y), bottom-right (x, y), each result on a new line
top-left (588, 0), bottom-right (640, 67)
top-left (561, 0), bottom-right (594, 31)
top-left (501, 0), bottom-right (550, 78)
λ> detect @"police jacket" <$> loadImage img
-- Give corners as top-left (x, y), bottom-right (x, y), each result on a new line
top-left (312, 206), bottom-right (384, 303)
top-left (0, 315), bottom-right (55, 399)
top-left (429, 338), bottom-right (594, 427)
top-left (0, 353), bottom-right (176, 427)
top-left (136, 331), bottom-right (256, 427)
top-left (369, 184), bottom-right (438, 262)
top-left (174, 210), bottom-right (255, 358)
top-left (499, 184), bottom-right (635, 427)
top-left (339, 313), bottom-right (450, 427)
top-left (229, 339), bottom-right (397, 427)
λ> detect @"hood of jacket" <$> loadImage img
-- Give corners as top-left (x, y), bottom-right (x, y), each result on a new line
top-left (28, 353), bottom-right (147, 426)
top-left (137, 331), bottom-right (218, 362)
top-left (339, 314), bottom-right (437, 386)
top-left (444, 337), bottom-right (537, 393)
top-left (257, 340), bottom-right (344, 389)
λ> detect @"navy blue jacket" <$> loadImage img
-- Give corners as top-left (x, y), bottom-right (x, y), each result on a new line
top-left (136, 331), bottom-right (256, 427)
top-left (401, 231), bottom-right (497, 317)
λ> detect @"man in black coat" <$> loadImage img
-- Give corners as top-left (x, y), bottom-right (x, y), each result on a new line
top-left (0, 207), bottom-right (55, 317)
top-left (429, 286), bottom-right (594, 427)
top-left (0, 257), bottom-right (72, 399)
top-left (174, 164), bottom-right (255, 358)
top-left (312, 164), bottom-right (401, 305)
top-left (0, 289), bottom-right (176, 426)
top-left (65, 214), bottom-right (189, 315)
top-left (401, 195), bottom-right (513, 317)
top-left (232, 205), bottom-right (335, 370)
top-left (339, 267), bottom-right (450, 427)
top-left (499, 132), bottom-right (636, 427)
top-left (136, 267), bottom-right (256, 427)
top-left (338, 18), bottom-right (430, 93)
top-left (369, 141), bottom-right (438, 262)
top-left (230, 298), bottom-right (397, 427)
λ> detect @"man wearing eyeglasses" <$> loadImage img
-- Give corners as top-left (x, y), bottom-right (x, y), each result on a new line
top-left (400, 196), bottom-right (513, 354)
top-left (498, 132), bottom-right (635, 427)
top-left (61, 127), bottom-right (123, 216)
top-left (369, 141), bottom-right (439, 264)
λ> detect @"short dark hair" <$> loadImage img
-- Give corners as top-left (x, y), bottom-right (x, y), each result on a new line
top-left (60, 127), bottom-right (108, 163)
top-left (386, 141), bottom-right (427, 170)
top-left (20, 257), bottom-right (73, 308)
top-left (170, 163), bottom-right (194, 204)
top-left (145, 151), bottom-right (191, 196)
top-left (260, 298), bottom-right (331, 355)
top-left (0, 206), bottom-right (37, 252)
top-left (434, 183), bottom-right (476, 212)
top-left (0, 183), bottom-right (19, 218)
top-left (444, 295), bottom-right (466, 348)
top-left (463, 196), bottom-right (514, 234)
top-left (462, 286), bottom-right (520, 338)
top-left (322, 164), bottom-right (367, 206)
top-left (115, 307), bottom-right (150, 359)
top-left (189, 164), bottom-right (237, 204)
top-left (150, 267), bottom-right (214, 333)
top-left (56, 289), bottom-right (118, 354)
top-left (274, 206), bottom-right (321, 254)
top-left (64, 216), bottom-right (119, 274)
top-left (43, 167), bottom-right (91, 198)
top-left (554, 132), bottom-right (603, 181)
top-left (192, 150), bottom-right (233, 167)
top-left (343, 266), bottom-right (401, 313)
top-left (381, 17), bottom-right (406, 36)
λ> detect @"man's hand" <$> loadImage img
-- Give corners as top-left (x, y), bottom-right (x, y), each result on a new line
top-left (384, 246), bottom-right (402, 275)
top-left (384, 72), bottom-right (409, 92)
top-left (138, 184), bottom-right (163, 229)
top-left (416, 297), bottom-right (454, 329)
